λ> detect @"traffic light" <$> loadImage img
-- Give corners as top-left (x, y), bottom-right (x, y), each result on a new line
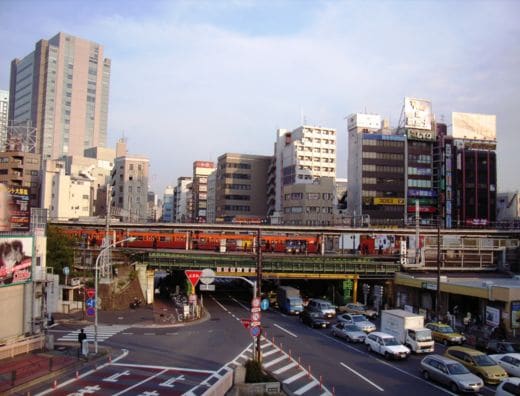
top-left (362, 283), bottom-right (370, 293)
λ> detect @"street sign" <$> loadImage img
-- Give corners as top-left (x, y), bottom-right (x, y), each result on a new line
top-left (200, 268), bottom-right (216, 285)
top-left (250, 320), bottom-right (261, 328)
top-left (200, 284), bottom-right (215, 291)
top-left (250, 326), bottom-right (261, 337)
top-left (86, 288), bottom-right (95, 298)
top-left (251, 307), bottom-right (261, 313)
top-left (251, 311), bottom-right (261, 321)
top-left (251, 297), bottom-right (261, 308)
top-left (185, 270), bottom-right (203, 288)
top-left (86, 298), bottom-right (95, 308)
top-left (240, 319), bottom-right (251, 329)
top-left (86, 307), bottom-right (95, 317)
top-left (260, 298), bottom-right (269, 311)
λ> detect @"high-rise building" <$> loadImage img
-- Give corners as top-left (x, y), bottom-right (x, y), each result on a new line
top-left (162, 186), bottom-right (174, 222)
top-left (173, 177), bottom-right (192, 222)
top-left (206, 171), bottom-right (216, 223)
top-left (271, 125), bottom-right (336, 224)
top-left (9, 32), bottom-right (110, 160)
top-left (0, 90), bottom-right (8, 150)
top-left (191, 161), bottom-right (215, 223)
top-left (215, 153), bottom-right (271, 223)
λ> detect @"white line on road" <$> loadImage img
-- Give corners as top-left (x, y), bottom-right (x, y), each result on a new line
top-left (273, 323), bottom-right (298, 338)
top-left (273, 361), bottom-right (298, 375)
top-left (112, 368), bottom-right (168, 396)
top-left (284, 370), bottom-right (307, 384)
top-left (294, 379), bottom-right (319, 395)
top-left (264, 354), bottom-right (288, 368)
top-left (340, 362), bottom-right (384, 392)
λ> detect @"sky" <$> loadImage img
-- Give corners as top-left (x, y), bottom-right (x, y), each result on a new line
top-left (1, 0), bottom-right (519, 196)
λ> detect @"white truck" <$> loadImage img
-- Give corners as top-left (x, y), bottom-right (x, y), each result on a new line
top-left (380, 309), bottom-right (434, 353)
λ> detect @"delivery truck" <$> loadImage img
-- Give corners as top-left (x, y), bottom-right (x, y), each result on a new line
top-left (380, 309), bottom-right (434, 353)
top-left (277, 286), bottom-right (304, 315)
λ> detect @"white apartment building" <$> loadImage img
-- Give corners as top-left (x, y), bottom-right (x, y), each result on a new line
top-left (174, 177), bottom-right (192, 222)
top-left (272, 125), bottom-right (336, 223)
top-left (0, 90), bottom-right (8, 151)
top-left (41, 159), bottom-right (92, 219)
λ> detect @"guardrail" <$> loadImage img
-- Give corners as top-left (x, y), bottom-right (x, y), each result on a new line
top-left (0, 334), bottom-right (45, 360)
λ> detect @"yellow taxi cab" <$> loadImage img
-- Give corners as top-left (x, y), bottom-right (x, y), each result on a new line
top-left (425, 322), bottom-right (465, 345)
top-left (444, 346), bottom-right (508, 385)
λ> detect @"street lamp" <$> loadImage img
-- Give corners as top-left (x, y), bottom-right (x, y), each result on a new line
top-left (94, 236), bottom-right (135, 353)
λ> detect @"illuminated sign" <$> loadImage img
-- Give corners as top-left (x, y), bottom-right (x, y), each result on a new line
top-left (373, 198), bottom-right (405, 205)
top-left (7, 186), bottom-right (30, 231)
top-left (407, 128), bottom-right (436, 141)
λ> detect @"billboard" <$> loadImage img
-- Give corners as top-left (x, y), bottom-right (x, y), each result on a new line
top-left (0, 236), bottom-right (33, 287)
top-left (7, 186), bottom-right (30, 231)
top-left (347, 113), bottom-right (381, 130)
top-left (373, 198), bottom-right (405, 205)
top-left (404, 97), bottom-right (433, 131)
top-left (452, 112), bottom-right (496, 141)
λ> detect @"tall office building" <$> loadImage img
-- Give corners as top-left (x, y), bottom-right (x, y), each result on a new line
top-left (271, 125), bottom-right (336, 224)
top-left (9, 32), bottom-right (110, 160)
top-left (162, 186), bottom-right (174, 222)
top-left (191, 161), bottom-right (215, 223)
top-left (0, 90), bottom-right (8, 150)
top-left (215, 153), bottom-right (271, 223)
top-left (173, 177), bottom-right (192, 222)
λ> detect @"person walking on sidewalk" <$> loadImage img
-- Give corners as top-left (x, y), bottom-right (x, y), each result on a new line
top-left (78, 329), bottom-right (87, 356)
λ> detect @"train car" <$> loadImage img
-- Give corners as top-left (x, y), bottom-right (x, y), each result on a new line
top-left (125, 230), bottom-right (188, 249)
top-left (192, 233), bottom-right (255, 252)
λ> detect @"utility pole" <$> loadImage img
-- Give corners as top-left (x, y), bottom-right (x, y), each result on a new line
top-left (256, 227), bottom-right (262, 362)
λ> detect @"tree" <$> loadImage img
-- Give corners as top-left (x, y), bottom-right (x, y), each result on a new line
top-left (46, 225), bottom-right (76, 283)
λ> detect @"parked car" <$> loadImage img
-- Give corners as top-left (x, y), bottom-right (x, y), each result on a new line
top-left (420, 354), bottom-right (484, 393)
top-left (364, 331), bottom-right (411, 360)
top-left (425, 322), bottom-right (465, 345)
top-left (486, 340), bottom-right (520, 354)
top-left (489, 353), bottom-right (520, 377)
top-left (340, 302), bottom-right (378, 319)
top-left (496, 377), bottom-right (520, 396)
top-left (306, 299), bottom-right (336, 318)
top-left (331, 322), bottom-right (366, 343)
top-left (337, 313), bottom-right (376, 333)
top-left (443, 346), bottom-right (508, 385)
top-left (300, 309), bottom-right (331, 329)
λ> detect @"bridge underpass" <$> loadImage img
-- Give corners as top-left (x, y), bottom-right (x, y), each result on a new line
top-left (127, 250), bottom-right (400, 304)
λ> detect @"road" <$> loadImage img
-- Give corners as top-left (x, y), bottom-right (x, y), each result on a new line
top-left (40, 289), bottom-right (499, 395)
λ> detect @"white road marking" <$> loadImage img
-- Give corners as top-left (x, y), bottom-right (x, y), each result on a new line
top-left (103, 370), bottom-right (131, 382)
top-left (112, 368), bottom-right (168, 396)
top-left (284, 370), bottom-right (307, 384)
top-left (274, 323), bottom-right (298, 338)
top-left (111, 362), bottom-right (214, 373)
top-left (340, 362), bottom-right (384, 392)
top-left (262, 348), bottom-right (279, 357)
top-left (294, 379), bottom-right (319, 395)
top-left (263, 355), bottom-right (288, 368)
top-left (273, 361), bottom-right (298, 374)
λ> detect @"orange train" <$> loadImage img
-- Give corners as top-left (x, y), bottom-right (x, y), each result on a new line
top-left (58, 228), bottom-right (321, 254)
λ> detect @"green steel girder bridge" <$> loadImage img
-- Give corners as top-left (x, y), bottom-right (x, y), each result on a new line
top-left (126, 249), bottom-right (400, 280)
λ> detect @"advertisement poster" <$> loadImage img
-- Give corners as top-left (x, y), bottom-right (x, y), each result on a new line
top-left (7, 186), bottom-right (30, 231)
top-left (511, 301), bottom-right (520, 329)
top-left (485, 306), bottom-right (500, 327)
top-left (0, 236), bottom-right (33, 287)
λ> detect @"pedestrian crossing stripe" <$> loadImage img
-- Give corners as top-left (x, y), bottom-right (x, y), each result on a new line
top-left (57, 324), bottom-right (129, 342)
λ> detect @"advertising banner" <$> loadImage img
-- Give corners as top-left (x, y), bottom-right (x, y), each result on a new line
top-left (0, 236), bottom-right (33, 287)
top-left (404, 97), bottom-right (433, 131)
top-left (452, 112), bottom-right (496, 141)
top-left (373, 197), bottom-right (405, 205)
top-left (7, 186), bottom-right (30, 231)
top-left (485, 306), bottom-right (500, 327)
top-left (511, 301), bottom-right (520, 329)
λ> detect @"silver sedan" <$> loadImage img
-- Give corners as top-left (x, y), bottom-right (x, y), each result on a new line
top-left (336, 313), bottom-right (376, 333)
top-left (331, 322), bottom-right (366, 343)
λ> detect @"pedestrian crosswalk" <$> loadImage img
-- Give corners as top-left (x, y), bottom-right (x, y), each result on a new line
top-left (57, 324), bottom-right (129, 343)
top-left (227, 337), bottom-right (332, 396)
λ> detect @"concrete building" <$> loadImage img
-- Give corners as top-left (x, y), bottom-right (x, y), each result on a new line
top-left (497, 191), bottom-right (520, 224)
top-left (215, 153), bottom-right (271, 223)
top-left (162, 185), bottom-right (175, 222)
top-left (191, 161), bottom-right (215, 223)
top-left (173, 177), bottom-right (192, 223)
top-left (282, 177), bottom-right (335, 225)
top-left (206, 171), bottom-right (216, 223)
top-left (0, 150), bottom-right (41, 228)
top-left (110, 153), bottom-right (149, 222)
top-left (46, 166), bottom-right (91, 220)
top-left (9, 32), bottom-right (110, 160)
top-left (0, 90), bottom-right (8, 151)
top-left (271, 125), bottom-right (336, 224)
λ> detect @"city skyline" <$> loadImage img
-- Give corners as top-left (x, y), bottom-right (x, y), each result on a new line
top-left (1, 0), bottom-right (519, 194)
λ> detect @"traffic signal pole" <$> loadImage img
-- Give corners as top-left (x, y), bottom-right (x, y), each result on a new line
top-left (256, 228), bottom-right (262, 363)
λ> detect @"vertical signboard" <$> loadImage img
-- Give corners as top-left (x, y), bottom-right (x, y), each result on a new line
top-left (7, 186), bottom-right (30, 231)
top-left (404, 97), bottom-right (433, 131)
top-left (0, 236), bottom-right (33, 286)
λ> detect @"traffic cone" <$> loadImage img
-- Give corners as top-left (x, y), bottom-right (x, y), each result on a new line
top-left (76, 370), bottom-right (79, 379)
top-left (53, 379), bottom-right (57, 389)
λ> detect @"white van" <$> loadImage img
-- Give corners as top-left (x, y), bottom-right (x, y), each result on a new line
top-left (306, 299), bottom-right (336, 318)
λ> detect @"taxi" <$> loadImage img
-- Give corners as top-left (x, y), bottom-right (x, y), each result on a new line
top-left (425, 322), bottom-right (465, 345)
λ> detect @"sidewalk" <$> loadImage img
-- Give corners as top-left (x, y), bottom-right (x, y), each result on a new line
top-left (0, 298), bottom-right (190, 395)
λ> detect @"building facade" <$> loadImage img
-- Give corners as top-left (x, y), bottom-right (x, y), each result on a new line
top-left (162, 186), bottom-right (175, 222)
top-left (173, 177), bottom-right (192, 223)
top-left (191, 161), bottom-right (215, 223)
top-left (9, 32), bottom-right (110, 160)
top-left (0, 90), bottom-right (8, 151)
top-left (215, 153), bottom-right (271, 223)
top-left (272, 125), bottom-right (336, 224)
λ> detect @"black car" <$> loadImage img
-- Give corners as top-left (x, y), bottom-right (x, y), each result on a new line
top-left (486, 340), bottom-right (520, 354)
top-left (300, 310), bottom-right (331, 329)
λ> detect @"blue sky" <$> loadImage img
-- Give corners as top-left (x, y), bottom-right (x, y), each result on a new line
top-left (1, 0), bottom-right (519, 195)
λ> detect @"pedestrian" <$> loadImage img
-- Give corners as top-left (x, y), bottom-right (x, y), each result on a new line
top-left (78, 328), bottom-right (87, 356)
